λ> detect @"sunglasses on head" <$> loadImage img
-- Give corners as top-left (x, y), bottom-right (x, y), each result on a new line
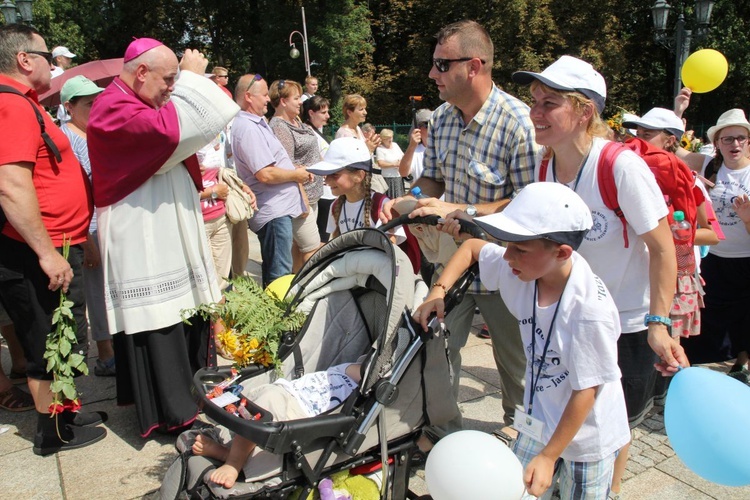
top-left (25, 50), bottom-right (54, 65)
top-left (245, 73), bottom-right (263, 93)
top-left (432, 57), bottom-right (486, 73)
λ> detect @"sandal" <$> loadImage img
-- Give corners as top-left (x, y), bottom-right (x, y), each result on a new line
top-left (0, 385), bottom-right (35, 412)
top-left (492, 427), bottom-right (518, 448)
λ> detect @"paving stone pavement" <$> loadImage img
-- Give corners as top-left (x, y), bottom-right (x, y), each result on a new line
top-left (2, 232), bottom-right (750, 499)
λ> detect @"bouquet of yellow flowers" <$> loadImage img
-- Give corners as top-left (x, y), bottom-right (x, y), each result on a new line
top-left (183, 277), bottom-right (307, 369)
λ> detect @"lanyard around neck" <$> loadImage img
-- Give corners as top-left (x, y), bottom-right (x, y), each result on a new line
top-left (528, 281), bottom-right (562, 416)
top-left (551, 148), bottom-right (592, 192)
top-left (342, 199), bottom-right (365, 232)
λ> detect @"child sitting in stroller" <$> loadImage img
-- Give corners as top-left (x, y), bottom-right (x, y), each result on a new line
top-left (192, 363), bottom-right (362, 488)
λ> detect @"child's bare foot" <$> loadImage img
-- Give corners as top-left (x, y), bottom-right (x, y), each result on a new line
top-left (209, 464), bottom-right (240, 488)
top-left (192, 434), bottom-right (229, 462)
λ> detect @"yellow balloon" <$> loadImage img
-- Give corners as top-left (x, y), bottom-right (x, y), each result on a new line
top-left (681, 49), bottom-right (728, 93)
top-left (265, 274), bottom-right (294, 301)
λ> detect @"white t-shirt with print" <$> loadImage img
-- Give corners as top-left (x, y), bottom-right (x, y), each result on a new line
top-left (704, 163), bottom-right (750, 258)
top-left (275, 363), bottom-right (358, 417)
top-left (326, 193), bottom-right (406, 244)
top-left (479, 245), bottom-right (630, 462)
top-left (536, 137), bottom-right (669, 333)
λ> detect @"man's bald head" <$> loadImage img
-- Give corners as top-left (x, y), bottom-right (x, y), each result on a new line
top-left (235, 74), bottom-right (269, 116)
top-left (121, 45), bottom-right (179, 109)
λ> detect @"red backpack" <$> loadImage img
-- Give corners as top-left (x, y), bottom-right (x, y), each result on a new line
top-left (331, 193), bottom-right (422, 274)
top-left (539, 137), bottom-right (697, 247)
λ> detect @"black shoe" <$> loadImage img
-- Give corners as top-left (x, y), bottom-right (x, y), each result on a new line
top-left (477, 324), bottom-right (491, 339)
top-left (33, 413), bottom-right (107, 456)
top-left (63, 410), bottom-right (108, 427)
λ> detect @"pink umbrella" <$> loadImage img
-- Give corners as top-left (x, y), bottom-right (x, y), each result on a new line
top-left (39, 58), bottom-right (124, 107)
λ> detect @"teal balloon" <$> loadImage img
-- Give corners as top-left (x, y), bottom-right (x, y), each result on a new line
top-left (665, 367), bottom-right (750, 486)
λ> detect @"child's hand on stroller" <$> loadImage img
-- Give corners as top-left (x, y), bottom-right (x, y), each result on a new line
top-left (440, 210), bottom-right (475, 240)
top-left (413, 291), bottom-right (446, 332)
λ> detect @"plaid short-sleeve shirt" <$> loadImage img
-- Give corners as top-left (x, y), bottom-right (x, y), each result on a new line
top-left (423, 85), bottom-right (540, 293)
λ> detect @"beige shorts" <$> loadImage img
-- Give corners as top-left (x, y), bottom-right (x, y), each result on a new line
top-left (241, 383), bottom-right (307, 421)
top-left (292, 202), bottom-right (321, 253)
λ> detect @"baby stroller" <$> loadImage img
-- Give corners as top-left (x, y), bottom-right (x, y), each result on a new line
top-left (161, 223), bottom-right (483, 500)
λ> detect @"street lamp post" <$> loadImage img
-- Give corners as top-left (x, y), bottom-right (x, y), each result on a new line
top-left (1, 0), bottom-right (33, 24)
top-left (651, 0), bottom-right (715, 99)
top-left (288, 6), bottom-right (311, 77)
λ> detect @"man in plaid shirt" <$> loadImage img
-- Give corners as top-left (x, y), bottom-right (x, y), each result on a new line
top-left (383, 20), bottom-right (540, 441)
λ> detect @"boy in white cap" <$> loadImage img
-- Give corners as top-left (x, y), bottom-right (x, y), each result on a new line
top-left (414, 182), bottom-right (629, 499)
top-left (621, 107), bottom-right (685, 152)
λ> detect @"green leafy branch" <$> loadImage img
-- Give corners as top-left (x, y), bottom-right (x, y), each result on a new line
top-left (43, 237), bottom-right (88, 414)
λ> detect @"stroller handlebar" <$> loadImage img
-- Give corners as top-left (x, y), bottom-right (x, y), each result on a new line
top-left (379, 213), bottom-right (486, 240)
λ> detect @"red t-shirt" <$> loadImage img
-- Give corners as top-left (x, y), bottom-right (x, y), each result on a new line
top-left (0, 76), bottom-right (92, 246)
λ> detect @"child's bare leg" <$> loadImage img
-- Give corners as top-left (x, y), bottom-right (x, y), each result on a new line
top-left (192, 434), bottom-right (229, 462)
top-left (209, 435), bottom-right (257, 489)
top-left (610, 440), bottom-right (630, 495)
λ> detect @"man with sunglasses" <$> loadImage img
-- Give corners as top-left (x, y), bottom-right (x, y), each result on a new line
top-left (231, 74), bottom-right (311, 288)
top-left (382, 20), bottom-right (539, 444)
top-left (0, 24), bottom-right (106, 455)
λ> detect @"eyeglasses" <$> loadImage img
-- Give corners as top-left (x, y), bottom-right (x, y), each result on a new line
top-left (245, 74), bottom-right (262, 93)
top-left (417, 122), bottom-right (428, 128)
top-left (432, 57), bottom-right (486, 73)
top-left (215, 74), bottom-right (228, 79)
top-left (719, 135), bottom-right (748, 145)
top-left (25, 50), bottom-right (54, 65)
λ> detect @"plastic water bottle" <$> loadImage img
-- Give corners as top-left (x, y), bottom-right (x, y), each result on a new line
top-left (411, 186), bottom-right (427, 199)
top-left (671, 211), bottom-right (695, 275)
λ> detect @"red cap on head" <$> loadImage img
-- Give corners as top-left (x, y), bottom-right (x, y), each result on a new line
top-left (124, 37), bottom-right (164, 63)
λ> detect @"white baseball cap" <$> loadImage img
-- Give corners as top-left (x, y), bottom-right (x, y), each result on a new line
top-left (621, 107), bottom-right (685, 137)
top-left (52, 46), bottom-right (76, 59)
top-left (474, 182), bottom-right (593, 249)
top-left (308, 137), bottom-right (373, 175)
top-left (512, 55), bottom-right (607, 113)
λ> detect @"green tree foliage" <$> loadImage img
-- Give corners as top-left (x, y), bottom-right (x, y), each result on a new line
top-left (21, 0), bottom-right (748, 133)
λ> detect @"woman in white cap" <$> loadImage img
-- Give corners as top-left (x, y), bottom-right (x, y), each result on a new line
top-left (59, 76), bottom-right (115, 377)
top-left (511, 55), bottom-right (685, 498)
top-left (681, 109), bottom-right (750, 373)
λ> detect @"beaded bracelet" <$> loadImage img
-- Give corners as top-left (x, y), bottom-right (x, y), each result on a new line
top-left (432, 282), bottom-right (447, 295)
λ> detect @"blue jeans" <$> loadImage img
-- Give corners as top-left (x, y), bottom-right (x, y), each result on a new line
top-left (256, 216), bottom-right (293, 288)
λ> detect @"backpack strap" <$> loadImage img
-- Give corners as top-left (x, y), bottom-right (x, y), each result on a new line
top-left (370, 191), bottom-right (388, 222)
top-left (0, 85), bottom-right (62, 162)
top-left (597, 142), bottom-right (629, 248)
top-left (539, 158), bottom-right (550, 181)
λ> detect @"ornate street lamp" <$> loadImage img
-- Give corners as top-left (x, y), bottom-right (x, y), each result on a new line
top-left (652, 0), bottom-right (715, 99)
top-left (1, 0), bottom-right (18, 24)
top-left (287, 7), bottom-right (311, 77)
top-left (1, 0), bottom-right (33, 24)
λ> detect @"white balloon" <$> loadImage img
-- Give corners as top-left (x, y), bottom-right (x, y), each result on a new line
top-left (425, 430), bottom-right (525, 500)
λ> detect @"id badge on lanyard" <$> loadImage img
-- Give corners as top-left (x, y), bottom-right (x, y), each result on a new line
top-left (513, 282), bottom-right (561, 442)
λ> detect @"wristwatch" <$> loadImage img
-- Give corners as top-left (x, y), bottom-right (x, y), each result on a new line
top-left (211, 188), bottom-right (219, 201)
top-left (465, 204), bottom-right (478, 217)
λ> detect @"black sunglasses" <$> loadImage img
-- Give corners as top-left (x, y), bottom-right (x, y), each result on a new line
top-left (25, 50), bottom-right (54, 65)
top-left (245, 73), bottom-right (263, 93)
top-left (277, 79), bottom-right (286, 90)
top-left (432, 57), bottom-right (486, 73)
